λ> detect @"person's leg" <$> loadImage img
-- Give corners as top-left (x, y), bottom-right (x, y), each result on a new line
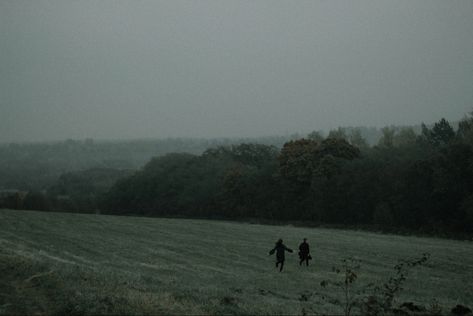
top-left (305, 257), bottom-right (309, 266)
top-left (279, 260), bottom-right (284, 272)
top-left (300, 255), bottom-right (307, 266)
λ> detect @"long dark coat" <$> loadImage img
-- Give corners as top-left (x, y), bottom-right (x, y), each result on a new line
top-left (269, 242), bottom-right (293, 261)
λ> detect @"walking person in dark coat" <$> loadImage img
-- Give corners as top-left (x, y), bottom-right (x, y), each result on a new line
top-left (269, 239), bottom-right (293, 272)
top-left (298, 238), bottom-right (311, 266)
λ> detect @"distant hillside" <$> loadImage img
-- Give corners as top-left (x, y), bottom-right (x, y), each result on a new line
top-left (0, 136), bottom-right (292, 191)
top-left (0, 118), bottom-right (463, 193)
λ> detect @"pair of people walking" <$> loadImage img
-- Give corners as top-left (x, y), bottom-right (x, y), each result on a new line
top-left (269, 238), bottom-right (311, 272)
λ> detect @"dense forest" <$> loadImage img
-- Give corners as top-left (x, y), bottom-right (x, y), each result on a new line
top-left (1, 116), bottom-right (472, 236)
top-left (98, 116), bottom-right (473, 236)
top-left (0, 136), bottom-right (295, 191)
top-left (0, 127), bottom-right (389, 192)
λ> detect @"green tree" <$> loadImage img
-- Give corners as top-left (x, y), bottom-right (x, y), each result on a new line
top-left (318, 138), bottom-right (360, 161)
top-left (420, 118), bottom-right (455, 147)
top-left (393, 127), bottom-right (417, 147)
top-left (327, 127), bottom-right (348, 140)
top-left (348, 128), bottom-right (368, 150)
top-left (228, 143), bottom-right (278, 168)
top-left (457, 112), bottom-right (473, 144)
top-left (307, 130), bottom-right (324, 142)
top-left (23, 191), bottom-right (49, 211)
top-left (378, 127), bottom-right (395, 148)
top-left (431, 118), bottom-right (455, 146)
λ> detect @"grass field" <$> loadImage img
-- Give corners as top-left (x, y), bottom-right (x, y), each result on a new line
top-left (1, 209), bottom-right (472, 315)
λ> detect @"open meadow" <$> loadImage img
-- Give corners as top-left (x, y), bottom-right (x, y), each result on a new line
top-left (1, 209), bottom-right (472, 315)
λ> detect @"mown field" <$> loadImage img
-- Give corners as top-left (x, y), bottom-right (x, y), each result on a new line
top-left (0, 209), bottom-right (472, 315)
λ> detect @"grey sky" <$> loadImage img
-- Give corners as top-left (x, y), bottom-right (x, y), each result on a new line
top-left (1, 0), bottom-right (472, 142)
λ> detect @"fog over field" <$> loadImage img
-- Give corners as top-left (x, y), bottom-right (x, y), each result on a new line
top-left (1, 0), bottom-right (472, 143)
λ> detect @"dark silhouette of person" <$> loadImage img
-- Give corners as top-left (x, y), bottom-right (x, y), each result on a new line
top-left (298, 238), bottom-right (311, 266)
top-left (269, 238), bottom-right (293, 272)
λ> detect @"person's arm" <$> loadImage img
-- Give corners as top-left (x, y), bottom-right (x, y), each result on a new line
top-left (269, 247), bottom-right (275, 255)
top-left (285, 245), bottom-right (293, 253)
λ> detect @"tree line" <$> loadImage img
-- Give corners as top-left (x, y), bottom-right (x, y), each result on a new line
top-left (0, 136), bottom-right (292, 191)
top-left (4, 115), bottom-right (472, 237)
top-left (98, 116), bottom-right (473, 236)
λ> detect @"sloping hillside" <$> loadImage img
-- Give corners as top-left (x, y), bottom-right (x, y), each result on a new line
top-left (0, 209), bottom-right (472, 315)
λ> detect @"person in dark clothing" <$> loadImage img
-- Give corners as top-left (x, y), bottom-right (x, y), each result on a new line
top-left (298, 238), bottom-right (311, 266)
top-left (269, 239), bottom-right (293, 272)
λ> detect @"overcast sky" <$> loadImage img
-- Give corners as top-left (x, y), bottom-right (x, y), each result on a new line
top-left (1, 0), bottom-right (472, 142)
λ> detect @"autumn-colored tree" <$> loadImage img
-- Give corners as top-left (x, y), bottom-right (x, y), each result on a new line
top-left (279, 139), bottom-right (320, 185)
top-left (279, 138), bottom-right (360, 186)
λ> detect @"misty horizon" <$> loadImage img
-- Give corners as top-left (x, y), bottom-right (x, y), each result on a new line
top-left (0, 116), bottom-right (466, 146)
top-left (1, 0), bottom-right (472, 143)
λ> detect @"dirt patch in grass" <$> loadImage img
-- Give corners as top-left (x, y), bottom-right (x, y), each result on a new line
top-left (0, 252), bottom-right (60, 315)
